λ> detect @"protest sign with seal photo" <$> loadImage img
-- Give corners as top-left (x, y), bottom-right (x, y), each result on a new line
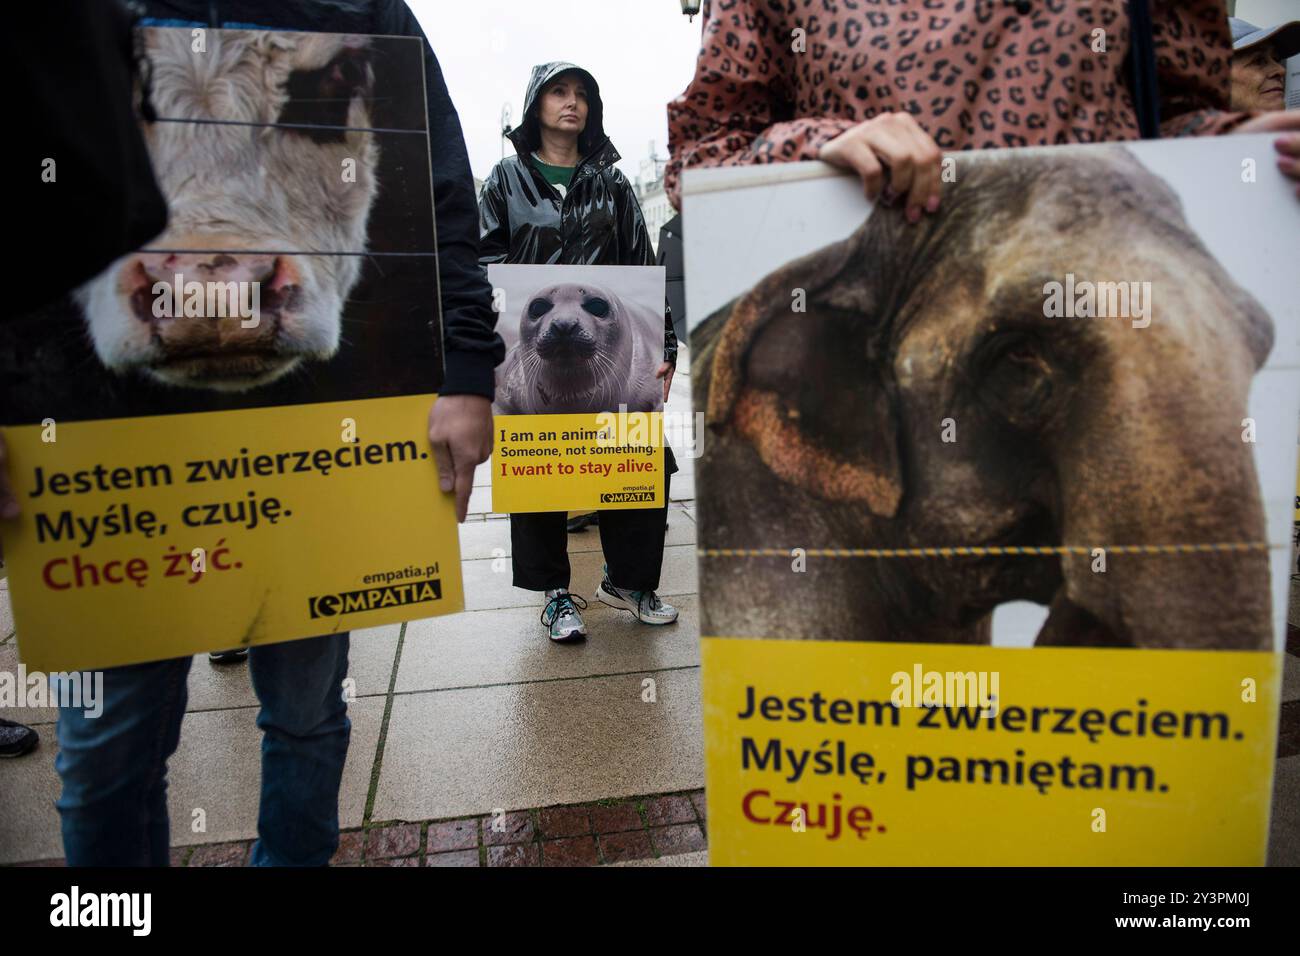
top-left (488, 262), bottom-right (667, 513)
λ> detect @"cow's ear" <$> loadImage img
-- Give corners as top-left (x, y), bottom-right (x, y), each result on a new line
top-left (705, 237), bottom-right (902, 518)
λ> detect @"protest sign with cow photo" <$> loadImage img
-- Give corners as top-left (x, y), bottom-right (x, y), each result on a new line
top-left (0, 30), bottom-right (463, 670)
top-left (682, 135), bottom-right (1300, 866)
top-left (488, 263), bottom-right (667, 513)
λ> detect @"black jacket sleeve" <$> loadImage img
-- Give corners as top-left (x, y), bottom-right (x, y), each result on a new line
top-left (376, 0), bottom-right (504, 398)
top-left (614, 170), bottom-right (678, 367)
top-left (477, 163), bottom-right (511, 266)
top-left (10, 1), bottom-right (168, 316)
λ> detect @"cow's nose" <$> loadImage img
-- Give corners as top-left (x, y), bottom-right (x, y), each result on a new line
top-left (135, 250), bottom-right (278, 286)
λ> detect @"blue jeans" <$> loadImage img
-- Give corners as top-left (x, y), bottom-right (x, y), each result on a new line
top-left (54, 633), bottom-right (351, 866)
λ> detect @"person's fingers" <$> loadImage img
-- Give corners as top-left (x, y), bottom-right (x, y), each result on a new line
top-left (1275, 133), bottom-right (1300, 184)
top-left (0, 436), bottom-right (19, 520)
top-left (1237, 111), bottom-right (1300, 134)
top-left (1274, 133), bottom-right (1300, 157)
top-left (869, 114), bottom-right (941, 222)
top-left (852, 141), bottom-right (886, 200)
top-left (453, 452), bottom-right (475, 523)
top-left (839, 138), bottom-right (886, 199)
top-left (902, 120), bottom-right (944, 215)
top-left (428, 429), bottom-right (455, 494)
top-left (863, 122), bottom-right (917, 207)
top-left (821, 131), bottom-right (885, 198)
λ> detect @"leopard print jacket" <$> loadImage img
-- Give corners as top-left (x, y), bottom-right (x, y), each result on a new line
top-left (666, 0), bottom-right (1247, 209)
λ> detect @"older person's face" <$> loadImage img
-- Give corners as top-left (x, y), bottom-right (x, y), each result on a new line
top-left (1231, 46), bottom-right (1287, 111)
top-left (538, 74), bottom-right (589, 137)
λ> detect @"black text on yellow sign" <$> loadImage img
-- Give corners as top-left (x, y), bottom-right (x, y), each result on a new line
top-left (702, 637), bottom-right (1281, 865)
top-left (0, 394), bottom-right (464, 671)
top-left (491, 411), bottom-right (664, 513)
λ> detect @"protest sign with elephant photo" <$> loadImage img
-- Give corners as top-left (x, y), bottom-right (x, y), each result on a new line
top-left (683, 135), bottom-right (1300, 865)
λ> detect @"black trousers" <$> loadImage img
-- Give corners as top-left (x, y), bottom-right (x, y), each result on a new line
top-left (511, 447), bottom-right (677, 592)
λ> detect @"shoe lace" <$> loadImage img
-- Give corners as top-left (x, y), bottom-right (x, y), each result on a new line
top-left (541, 591), bottom-right (587, 627)
top-left (637, 591), bottom-right (663, 615)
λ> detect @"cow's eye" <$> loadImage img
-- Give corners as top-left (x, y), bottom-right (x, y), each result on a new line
top-left (278, 50), bottom-right (370, 143)
top-left (528, 298), bottom-right (552, 319)
top-left (583, 297), bottom-right (610, 318)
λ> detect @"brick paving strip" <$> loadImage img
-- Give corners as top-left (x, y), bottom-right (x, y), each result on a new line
top-left (14, 789), bottom-right (709, 867)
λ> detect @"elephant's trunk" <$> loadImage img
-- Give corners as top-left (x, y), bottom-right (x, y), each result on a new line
top-left (1038, 363), bottom-right (1272, 650)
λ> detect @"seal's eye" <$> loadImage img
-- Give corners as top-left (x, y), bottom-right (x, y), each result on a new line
top-left (528, 298), bottom-right (553, 320)
top-left (583, 297), bottom-right (610, 318)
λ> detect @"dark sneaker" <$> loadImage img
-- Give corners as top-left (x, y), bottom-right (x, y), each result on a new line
top-left (0, 718), bottom-right (39, 758)
top-left (208, 648), bottom-right (249, 664)
top-left (541, 588), bottom-right (588, 643)
top-left (567, 512), bottom-right (599, 534)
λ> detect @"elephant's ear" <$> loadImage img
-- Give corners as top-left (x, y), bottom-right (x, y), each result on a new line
top-left (704, 236), bottom-right (903, 518)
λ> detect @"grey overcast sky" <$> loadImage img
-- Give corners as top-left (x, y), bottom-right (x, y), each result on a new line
top-left (407, 0), bottom-right (706, 182)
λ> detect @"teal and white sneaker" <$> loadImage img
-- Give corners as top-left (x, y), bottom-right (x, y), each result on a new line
top-left (596, 570), bottom-right (679, 625)
top-left (541, 588), bottom-right (587, 643)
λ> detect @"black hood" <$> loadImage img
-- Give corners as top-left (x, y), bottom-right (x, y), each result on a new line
top-left (508, 61), bottom-right (607, 159)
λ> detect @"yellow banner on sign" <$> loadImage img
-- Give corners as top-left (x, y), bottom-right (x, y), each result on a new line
top-left (702, 637), bottom-right (1280, 866)
top-left (1, 394), bottom-right (463, 671)
top-left (491, 412), bottom-right (664, 513)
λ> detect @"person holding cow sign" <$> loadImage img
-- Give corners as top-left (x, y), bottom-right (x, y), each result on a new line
top-left (1, 0), bottom-right (501, 868)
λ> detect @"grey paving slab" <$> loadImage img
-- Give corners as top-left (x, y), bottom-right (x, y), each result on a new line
top-left (372, 667), bottom-right (703, 822)
top-left (1269, 754), bottom-right (1300, 866)
top-left (456, 507), bottom-right (696, 562)
top-left (0, 724), bottom-right (62, 863)
top-left (1, 588), bottom-right (13, 640)
top-left (466, 485), bottom-right (505, 519)
top-left (397, 594), bottom-right (700, 692)
top-left (0, 695), bottom-right (383, 863)
top-left (461, 543), bottom-right (698, 612)
top-left (0, 640), bottom-right (59, 726)
top-left (1282, 651), bottom-right (1300, 702)
top-left (185, 625), bottom-right (399, 713)
top-left (167, 694), bottom-right (383, 849)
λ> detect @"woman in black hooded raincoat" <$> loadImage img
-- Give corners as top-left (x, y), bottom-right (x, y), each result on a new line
top-left (478, 61), bottom-right (680, 644)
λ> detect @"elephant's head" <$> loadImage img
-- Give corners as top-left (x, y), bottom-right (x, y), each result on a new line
top-left (694, 146), bottom-right (1274, 649)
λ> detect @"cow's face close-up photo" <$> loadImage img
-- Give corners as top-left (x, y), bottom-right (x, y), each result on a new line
top-left (695, 147), bottom-right (1276, 650)
top-left (76, 30), bottom-right (380, 392)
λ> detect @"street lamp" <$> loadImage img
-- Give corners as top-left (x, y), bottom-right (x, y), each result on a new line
top-left (680, 1), bottom-right (702, 21)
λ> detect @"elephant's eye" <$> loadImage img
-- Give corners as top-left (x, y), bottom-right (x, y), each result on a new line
top-left (583, 297), bottom-right (610, 318)
top-left (979, 334), bottom-right (1056, 429)
top-left (528, 298), bottom-right (552, 319)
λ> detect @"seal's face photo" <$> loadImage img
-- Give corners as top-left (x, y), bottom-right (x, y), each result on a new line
top-left (75, 30), bottom-right (380, 393)
top-left (694, 147), bottom-right (1277, 651)
top-left (524, 283), bottom-right (623, 405)
top-left (491, 267), bottom-right (666, 417)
